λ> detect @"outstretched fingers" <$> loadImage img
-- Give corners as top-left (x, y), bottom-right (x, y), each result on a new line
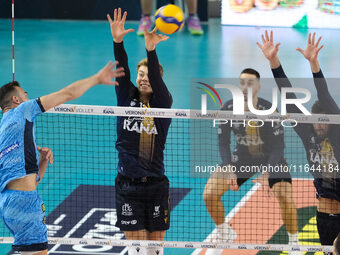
top-left (256, 41), bottom-right (263, 50)
top-left (315, 35), bottom-right (322, 48)
top-left (107, 14), bottom-right (113, 24)
top-left (114, 8), bottom-right (117, 22)
top-left (316, 45), bottom-right (324, 55)
top-left (121, 10), bottom-right (127, 24)
top-left (117, 8), bottom-right (122, 22)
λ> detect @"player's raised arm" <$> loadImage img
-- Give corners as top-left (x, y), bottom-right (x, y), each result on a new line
top-left (296, 32), bottom-right (323, 73)
top-left (258, 30), bottom-right (308, 140)
top-left (144, 27), bottom-right (172, 108)
top-left (107, 8), bottom-right (134, 44)
top-left (40, 61), bottom-right (124, 111)
top-left (108, 8), bottom-right (136, 105)
top-left (297, 32), bottom-right (340, 114)
top-left (257, 31), bottom-right (300, 110)
top-left (257, 30), bottom-right (281, 69)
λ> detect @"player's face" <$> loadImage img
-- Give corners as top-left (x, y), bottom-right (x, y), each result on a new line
top-left (136, 65), bottom-right (153, 96)
top-left (239, 73), bottom-right (260, 102)
top-left (13, 86), bottom-right (29, 106)
top-left (313, 123), bottom-right (330, 138)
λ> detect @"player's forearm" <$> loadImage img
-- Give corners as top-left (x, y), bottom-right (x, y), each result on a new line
top-left (269, 56), bottom-right (280, 69)
top-left (36, 159), bottom-right (48, 185)
top-left (62, 75), bottom-right (99, 102)
top-left (147, 49), bottom-right (172, 107)
top-left (310, 60), bottom-right (321, 73)
top-left (114, 41), bottom-right (130, 78)
top-left (313, 69), bottom-right (340, 114)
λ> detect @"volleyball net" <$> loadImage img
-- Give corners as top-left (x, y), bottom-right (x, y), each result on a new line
top-left (0, 103), bottom-right (338, 254)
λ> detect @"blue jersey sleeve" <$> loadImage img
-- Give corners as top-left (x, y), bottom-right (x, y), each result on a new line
top-left (16, 98), bottom-right (45, 122)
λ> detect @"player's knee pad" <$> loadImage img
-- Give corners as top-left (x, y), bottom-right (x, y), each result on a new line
top-left (146, 247), bottom-right (164, 255)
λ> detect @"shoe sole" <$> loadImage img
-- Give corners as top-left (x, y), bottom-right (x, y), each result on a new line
top-left (188, 29), bottom-right (204, 35)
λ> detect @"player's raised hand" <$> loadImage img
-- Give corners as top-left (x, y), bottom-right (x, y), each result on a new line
top-left (95, 61), bottom-right (125, 86)
top-left (107, 8), bottom-right (134, 43)
top-left (37, 146), bottom-right (54, 165)
top-left (296, 32), bottom-right (323, 63)
top-left (144, 27), bottom-right (169, 52)
top-left (257, 30), bottom-right (281, 62)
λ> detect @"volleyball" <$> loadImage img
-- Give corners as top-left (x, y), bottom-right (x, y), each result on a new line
top-left (154, 4), bottom-right (184, 35)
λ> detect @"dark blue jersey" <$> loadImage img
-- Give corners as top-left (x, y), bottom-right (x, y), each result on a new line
top-left (219, 98), bottom-right (285, 167)
top-left (0, 99), bottom-right (45, 192)
top-left (114, 42), bottom-right (173, 178)
top-left (272, 65), bottom-right (340, 202)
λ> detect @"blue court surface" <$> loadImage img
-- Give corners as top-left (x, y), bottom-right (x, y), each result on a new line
top-left (1, 18), bottom-right (340, 255)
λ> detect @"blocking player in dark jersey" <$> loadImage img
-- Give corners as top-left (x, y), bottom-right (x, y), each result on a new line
top-left (258, 30), bottom-right (340, 251)
top-left (203, 68), bottom-right (300, 255)
top-left (0, 63), bottom-right (124, 255)
top-left (107, 8), bottom-right (172, 255)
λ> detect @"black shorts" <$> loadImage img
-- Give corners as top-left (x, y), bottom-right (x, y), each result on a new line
top-left (115, 173), bottom-right (170, 232)
top-left (316, 211), bottom-right (340, 246)
top-left (232, 156), bottom-right (292, 188)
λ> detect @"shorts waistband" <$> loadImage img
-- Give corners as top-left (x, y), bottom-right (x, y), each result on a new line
top-left (317, 211), bottom-right (340, 218)
top-left (117, 173), bottom-right (164, 183)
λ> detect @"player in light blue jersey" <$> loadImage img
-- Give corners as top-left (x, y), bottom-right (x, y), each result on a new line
top-left (0, 61), bottom-right (124, 255)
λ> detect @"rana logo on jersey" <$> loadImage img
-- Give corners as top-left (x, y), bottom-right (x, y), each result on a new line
top-left (123, 118), bottom-right (158, 135)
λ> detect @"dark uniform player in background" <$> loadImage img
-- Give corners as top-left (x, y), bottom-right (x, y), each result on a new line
top-left (107, 8), bottom-right (172, 255)
top-left (203, 68), bottom-right (300, 255)
top-left (258, 30), bottom-right (340, 253)
top-left (0, 63), bottom-right (124, 255)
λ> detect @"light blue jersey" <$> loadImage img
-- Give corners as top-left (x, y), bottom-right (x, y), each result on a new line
top-left (0, 98), bottom-right (47, 251)
top-left (0, 99), bottom-right (45, 192)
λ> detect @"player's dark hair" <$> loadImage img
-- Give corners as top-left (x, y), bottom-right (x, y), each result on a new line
top-left (312, 100), bottom-right (326, 114)
top-left (335, 232), bottom-right (340, 255)
top-left (0, 81), bottom-right (20, 111)
top-left (241, 68), bottom-right (260, 79)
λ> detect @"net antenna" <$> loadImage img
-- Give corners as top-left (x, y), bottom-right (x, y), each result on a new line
top-left (12, 0), bottom-right (15, 81)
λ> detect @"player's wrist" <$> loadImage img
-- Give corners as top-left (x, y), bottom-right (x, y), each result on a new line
top-left (113, 33), bottom-right (123, 43)
top-left (146, 45), bottom-right (156, 52)
top-left (114, 37), bottom-right (123, 43)
top-left (269, 57), bottom-right (280, 69)
top-left (91, 73), bottom-right (101, 85)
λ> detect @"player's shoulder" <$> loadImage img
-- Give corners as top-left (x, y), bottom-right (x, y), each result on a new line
top-left (16, 99), bottom-right (41, 112)
top-left (221, 99), bottom-right (233, 110)
top-left (258, 97), bottom-right (275, 111)
top-left (16, 99), bottom-right (37, 109)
